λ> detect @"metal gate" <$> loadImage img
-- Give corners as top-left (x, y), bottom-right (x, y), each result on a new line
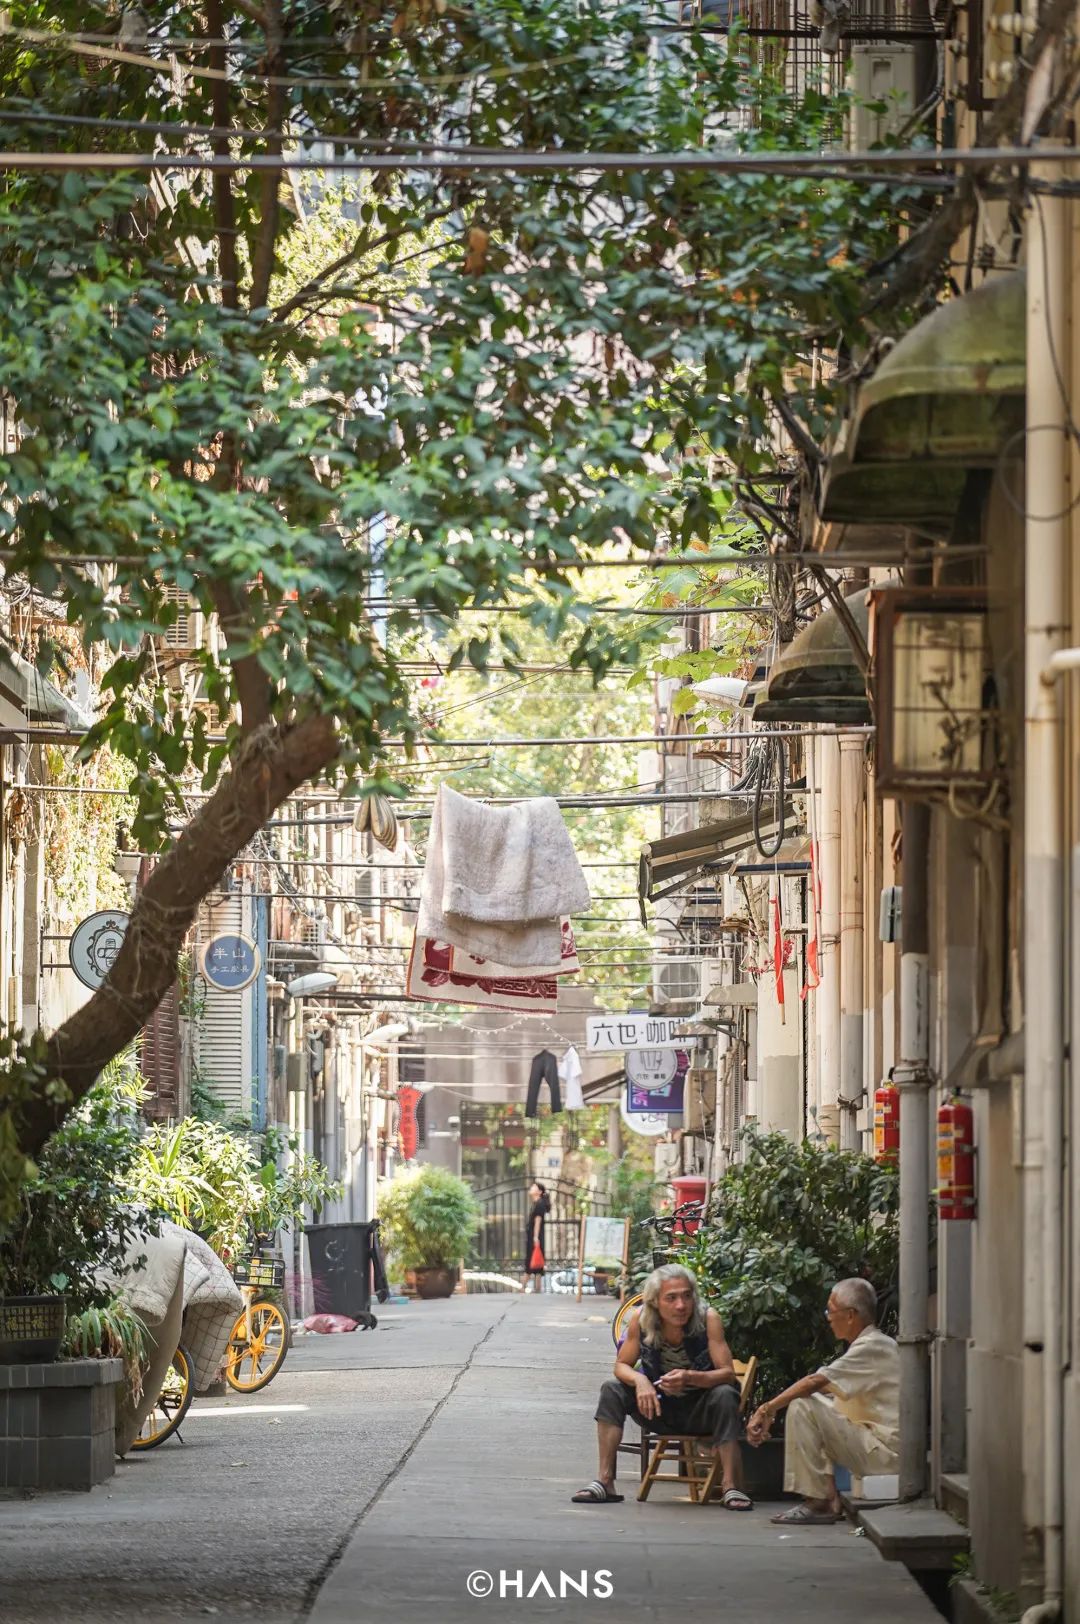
top-left (469, 1177), bottom-right (611, 1276)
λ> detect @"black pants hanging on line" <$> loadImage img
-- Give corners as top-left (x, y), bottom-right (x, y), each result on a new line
top-left (525, 1050), bottom-right (561, 1117)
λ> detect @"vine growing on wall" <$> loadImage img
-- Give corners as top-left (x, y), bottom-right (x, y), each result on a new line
top-left (41, 745), bottom-right (133, 925)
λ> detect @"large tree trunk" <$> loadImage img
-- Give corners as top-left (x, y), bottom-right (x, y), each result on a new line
top-left (15, 712), bottom-right (339, 1158)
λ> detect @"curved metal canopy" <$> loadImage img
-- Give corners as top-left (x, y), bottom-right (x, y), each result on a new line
top-left (818, 273), bottom-right (1025, 532)
top-left (752, 588), bottom-right (872, 725)
top-left (852, 270), bottom-right (1025, 465)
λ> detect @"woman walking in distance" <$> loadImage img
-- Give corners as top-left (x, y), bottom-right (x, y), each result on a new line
top-left (522, 1181), bottom-right (550, 1293)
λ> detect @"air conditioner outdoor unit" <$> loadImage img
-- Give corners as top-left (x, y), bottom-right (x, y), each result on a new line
top-left (850, 46), bottom-right (916, 149)
top-left (653, 959), bottom-right (701, 1009)
top-left (156, 582), bottom-right (205, 653)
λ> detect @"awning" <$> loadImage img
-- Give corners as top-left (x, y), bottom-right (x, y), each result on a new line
top-left (817, 273), bottom-right (1025, 532)
top-left (704, 980), bottom-right (759, 1009)
top-left (751, 589), bottom-right (872, 725)
top-left (0, 644), bottom-right (93, 734)
top-left (818, 449), bottom-right (967, 534)
top-left (639, 800), bottom-right (799, 907)
top-left (730, 835), bottom-right (811, 875)
top-left (853, 272), bottom-right (1025, 464)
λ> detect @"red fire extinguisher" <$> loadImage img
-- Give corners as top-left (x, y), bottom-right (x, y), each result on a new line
top-left (937, 1096), bottom-right (976, 1220)
top-left (873, 1080), bottom-right (900, 1167)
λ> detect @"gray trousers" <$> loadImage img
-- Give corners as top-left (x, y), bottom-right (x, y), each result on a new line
top-left (595, 1377), bottom-right (742, 1444)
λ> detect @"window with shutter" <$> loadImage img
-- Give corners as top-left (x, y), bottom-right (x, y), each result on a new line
top-left (140, 982), bottom-right (181, 1121)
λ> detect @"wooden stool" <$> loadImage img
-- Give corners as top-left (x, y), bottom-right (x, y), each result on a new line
top-left (637, 1434), bottom-right (723, 1504)
top-left (634, 1357), bottom-right (759, 1504)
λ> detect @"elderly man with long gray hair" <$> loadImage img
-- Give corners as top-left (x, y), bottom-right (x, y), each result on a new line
top-left (746, 1276), bottom-right (899, 1525)
top-left (571, 1263), bottom-right (750, 1508)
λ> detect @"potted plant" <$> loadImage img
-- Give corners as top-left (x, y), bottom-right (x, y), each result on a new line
top-left (0, 1062), bottom-right (157, 1489)
top-left (378, 1165), bottom-right (480, 1300)
top-left (685, 1128), bottom-right (900, 1499)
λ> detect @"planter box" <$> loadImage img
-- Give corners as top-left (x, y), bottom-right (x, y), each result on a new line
top-left (0, 1358), bottom-right (123, 1491)
top-left (740, 1436), bottom-right (786, 1501)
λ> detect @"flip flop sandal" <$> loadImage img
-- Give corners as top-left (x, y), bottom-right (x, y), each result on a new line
top-left (770, 1504), bottom-right (844, 1525)
top-left (721, 1487), bottom-right (753, 1511)
top-left (571, 1481), bottom-right (625, 1505)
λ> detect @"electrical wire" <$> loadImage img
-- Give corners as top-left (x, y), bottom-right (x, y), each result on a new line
top-left (0, 144), bottom-right (1051, 177)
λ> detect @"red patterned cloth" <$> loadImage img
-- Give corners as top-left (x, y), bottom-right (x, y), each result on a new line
top-left (406, 920), bottom-right (580, 1014)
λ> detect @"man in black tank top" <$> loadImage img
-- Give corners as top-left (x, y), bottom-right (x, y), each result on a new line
top-left (571, 1264), bottom-right (751, 1508)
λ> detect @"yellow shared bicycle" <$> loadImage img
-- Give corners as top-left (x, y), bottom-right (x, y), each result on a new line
top-left (224, 1253), bottom-right (290, 1393)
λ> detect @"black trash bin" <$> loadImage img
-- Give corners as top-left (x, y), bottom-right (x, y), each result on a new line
top-left (305, 1220), bottom-right (388, 1329)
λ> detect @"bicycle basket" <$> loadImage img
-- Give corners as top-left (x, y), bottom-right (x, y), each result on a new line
top-left (233, 1256), bottom-right (286, 1290)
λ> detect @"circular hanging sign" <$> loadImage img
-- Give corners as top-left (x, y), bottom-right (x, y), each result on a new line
top-left (619, 1094), bottom-right (671, 1139)
top-left (200, 933), bottom-right (261, 993)
top-left (626, 1048), bottom-right (679, 1093)
top-left (69, 910), bottom-right (130, 990)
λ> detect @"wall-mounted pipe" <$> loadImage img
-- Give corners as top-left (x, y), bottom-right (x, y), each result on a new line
top-left (1019, 159), bottom-right (1068, 1620)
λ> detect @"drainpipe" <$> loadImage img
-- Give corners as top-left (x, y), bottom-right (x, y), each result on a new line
top-left (817, 733), bottom-right (842, 1142)
top-left (1019, 162), bottom-right (1067, 1622)
top-left (897, 801), bottom-right (931, 1500)
top-left (839, 735), bottom-right (866, 1150)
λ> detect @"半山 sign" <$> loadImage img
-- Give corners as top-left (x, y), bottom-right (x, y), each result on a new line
top-left (200, 934), bottom-right (261, 993)
top-left (69, 910), bottom-right (130, 990)
top-left (586, 1013), bottom-right (686, 1053)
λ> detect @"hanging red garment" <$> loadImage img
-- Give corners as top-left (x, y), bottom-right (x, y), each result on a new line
top-left (397, 1085), bottom-right (423, 1161)
top-left (771, 884), bottom-right (791, 1008)
top-left (801, 839), bottom-right (822, 1001)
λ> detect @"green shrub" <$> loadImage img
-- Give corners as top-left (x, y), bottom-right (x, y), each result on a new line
top-left (64, 1299), bottom-right (148, 1401)
top-left (128, 1117), bottom-right (339, 1259)
top-left (685, 1128), bottom-right (899, 1396)
top-left (0, 1058), bottom-right (156, 1309)
top-left (378, 1165), bottom-right (480, 1273)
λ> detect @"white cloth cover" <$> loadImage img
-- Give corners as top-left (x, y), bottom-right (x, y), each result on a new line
top-left (180, 1228), bottom-right (244, 1391)
top-left (103, 1218), bottom-right (187, 1323)
top-left (559, 1044), bottom-right (585, 1111)
top-left (417, 785), bottom-right (590, 969)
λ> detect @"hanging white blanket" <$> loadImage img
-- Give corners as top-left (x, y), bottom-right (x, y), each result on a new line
top-left (417, 785), bottom-right (590, 969)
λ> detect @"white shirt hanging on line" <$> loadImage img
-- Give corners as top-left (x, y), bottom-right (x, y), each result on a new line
top-left (559, 1044), bottom-right (585, 1111)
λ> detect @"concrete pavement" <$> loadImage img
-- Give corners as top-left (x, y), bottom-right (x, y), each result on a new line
top-left (0, 1294), bottom-right (942, 1624)
top-left (309, 1295), bottom-right (941, 1624)
top-left (0, 1306), bottom-right (468, 1624)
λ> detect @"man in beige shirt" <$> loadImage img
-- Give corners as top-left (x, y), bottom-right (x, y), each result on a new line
top-left (746, 1277), bottom-right (899, 1525)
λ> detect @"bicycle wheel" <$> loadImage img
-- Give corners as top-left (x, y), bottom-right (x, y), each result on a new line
top-left (129, 1344), bottom-right (194, 1450)
top-left (611, 1293), bottom-right (643, 1349)
top-left (225, 1299), bottom-right (289, 1393)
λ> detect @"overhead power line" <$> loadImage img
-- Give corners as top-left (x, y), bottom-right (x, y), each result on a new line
top-left (0, 144), bottom-right (1061, 177)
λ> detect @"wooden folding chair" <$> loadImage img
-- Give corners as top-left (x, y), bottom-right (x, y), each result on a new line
top-left (636, 1356), bottom-right (760, 1505)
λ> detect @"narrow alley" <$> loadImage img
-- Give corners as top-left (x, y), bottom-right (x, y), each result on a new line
top-left (1, 1299), bottom-right (939, 1624)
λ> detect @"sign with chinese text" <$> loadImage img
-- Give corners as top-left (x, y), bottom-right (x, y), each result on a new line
top-left (626, 1047), bottom-right (679, 1092)
top-left (626, 1052), bottom-right (688, 1114)
top-left (585, 1013), bottom-right (687, 1053)
top-left (200, 933), bottom-right (261, 993)
top-left (619, 1094), bottom-right (672, 1138)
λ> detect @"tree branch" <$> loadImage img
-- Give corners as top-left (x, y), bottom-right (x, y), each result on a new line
top-left (271, 205), bottom-right (455, 325)
top-left (18, 712), bottom-right (339, 1158)
top-left (207, 577), bottom-right (274, 730)
top-left (206, 0), bottom-right (240, 309)
top-left (249, 0), bottom-right (286, 313)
